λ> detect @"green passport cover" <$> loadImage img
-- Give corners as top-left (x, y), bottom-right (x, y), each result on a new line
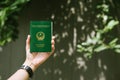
top-left (30, 21), bottom-right (52, 52)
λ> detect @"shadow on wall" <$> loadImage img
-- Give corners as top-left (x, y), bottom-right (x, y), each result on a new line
top-left (19, 0), bottom-right (120, 80)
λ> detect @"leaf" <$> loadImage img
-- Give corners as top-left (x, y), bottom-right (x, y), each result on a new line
top-left (107, 20), bottom-right (119, 28)
top-left (0, 0), bottom-right (31, 46)
top-left (81, 42), bottom-right (90, 46)
top-left (114, 45), bottom-right (120, 48)
top-left (0, 40), bottom-right (6, 46)
top-left (7, 37), bottom-right (12, 42)
top-left (115, 49), bottom-right (120, 53)
top-left (94, 44), bottom-right (108, 52)
top-left (103, 20), bottom-right (119, 33)
top-left (0, 8), bottom-right (7, 27)
top-left (109, 38), bottom-right (118, 47)
top-left (77, 45), bottom-right (85, 52)
top-left (77, 45), bottom-right (82, 48)
top-left (84, 52), bottom-right (93, 59)
top-left (77, 49), bottom-right (83, 53)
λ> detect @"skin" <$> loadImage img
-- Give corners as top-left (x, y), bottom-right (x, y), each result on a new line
top-left (8, 35), bottom-right (55, 80)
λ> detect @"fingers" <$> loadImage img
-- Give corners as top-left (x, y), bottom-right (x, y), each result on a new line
top-left (52, 37), bottom-right (55, 44)
top-left (52, 36), bottom-right (55, 40)
top-left (26, 35), bottom-right (30, 51)
top-left (51, 36), bottom-right (55, 54)
top-left (26, 35), bottom-right (55, 54)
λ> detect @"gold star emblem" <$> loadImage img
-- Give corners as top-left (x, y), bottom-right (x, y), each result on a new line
top-left (36, 32), bottom-right (45, 41)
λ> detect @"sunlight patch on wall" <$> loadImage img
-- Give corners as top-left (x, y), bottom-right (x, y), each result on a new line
top-left (55, 34), bottom-right (60, 43)
top-left (73, 28), bottom-right (77, 50)
top-left (98, 59), bottom-right (108, 70)
top-left (0, 47), bottom-right (2, 52)
top-left (68, 43), bottom-right (74, 56)
top-left (64, 16), bottom-right (68, 20)
top-left (63, 58), bottom-right (67, 64)
top-left (70, 7), bottom-right (75, 14)
top-left (60, 49), bottom-right (65, 53)
top-left (80, 75), bottom-right (84, 80)
top-left (76, 57), bottom-right (87, 70)
top-left (51, 14), bottom-right (55, 19)
top-left (54, 68), bottom-right (62, 75)
top-left (59, 77), bottom-right (63, 80)
top-left (77, 16), bottom-right (83, 22)
top-left (81, 25), bottom-right (86, 30)
top-left (67, 0), bottom-right (71, 5)
top-left (42, 68), bottom-right (52, 75)
top-left (91, 31), bottom-right (96, 38)
top-left (0, 76), bottom-right (2, 80)
top-left (99, 72), bottom-right (106, 80)
top-left (61, 5), bottom-right (64, 9)
top-left (103, 65), bottom-right (107, 70)
top-left (79, 1), bottom-right (84, 15)
top-left (62, 32), bottom-right (68, 38)
top-left (98, 59), bottom-right (102, 68)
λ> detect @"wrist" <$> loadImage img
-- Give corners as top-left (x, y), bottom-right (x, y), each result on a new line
top-left (23, 60), bottom-right (37, 72)
top-left (20, 65), bottom-right (33, 78)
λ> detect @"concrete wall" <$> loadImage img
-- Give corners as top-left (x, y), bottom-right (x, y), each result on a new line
top-left (0, 0), bottom-right (120, 80)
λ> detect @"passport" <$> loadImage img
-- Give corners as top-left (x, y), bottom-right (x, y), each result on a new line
top-left (30, 21), bottom-right (52, 52)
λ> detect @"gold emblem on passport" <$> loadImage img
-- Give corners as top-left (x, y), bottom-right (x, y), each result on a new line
top-left (36, 32), bottom-right (45, 41)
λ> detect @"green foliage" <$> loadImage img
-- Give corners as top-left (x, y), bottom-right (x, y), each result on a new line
top-left (77, 2), bottom-right (120, 58)
top-left (0, 0), bottom-right (30, 46)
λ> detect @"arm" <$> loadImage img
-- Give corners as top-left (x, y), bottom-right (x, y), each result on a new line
top-left (8, 35), bottom-right (55, 80)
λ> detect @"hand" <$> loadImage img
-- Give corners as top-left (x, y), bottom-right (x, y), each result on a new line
top-left (23, 35), bottom-right (55, 71)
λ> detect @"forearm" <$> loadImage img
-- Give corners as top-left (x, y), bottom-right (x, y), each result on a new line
top-left (7, 60), bottom-right (37, 80)
top-left (8, 35), bottom-right (55, 80)
top-left (8, 69), bottom-right (29, 80)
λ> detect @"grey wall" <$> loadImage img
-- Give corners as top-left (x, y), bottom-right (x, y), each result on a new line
top-left (0, 0), bottom-right (120, 80)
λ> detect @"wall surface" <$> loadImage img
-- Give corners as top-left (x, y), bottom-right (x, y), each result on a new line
top-left (0, 0), bottom-right (120, 80)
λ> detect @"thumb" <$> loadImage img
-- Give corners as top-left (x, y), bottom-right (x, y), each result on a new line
top-left (26, 35), bottom-right (30, 51)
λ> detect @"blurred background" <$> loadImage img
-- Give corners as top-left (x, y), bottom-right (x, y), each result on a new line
top-left (0, 0), bottom-right (120, 80)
